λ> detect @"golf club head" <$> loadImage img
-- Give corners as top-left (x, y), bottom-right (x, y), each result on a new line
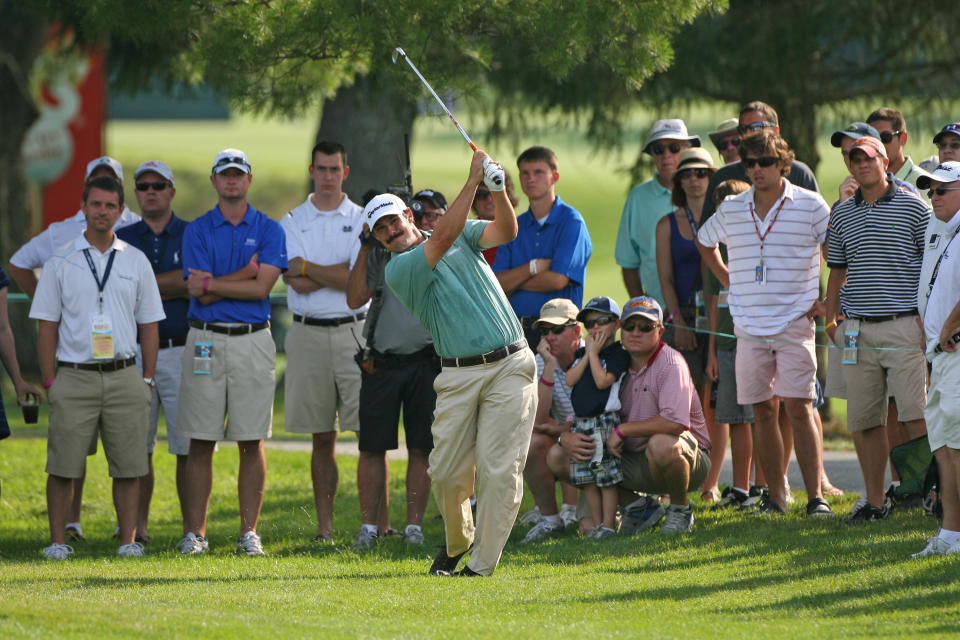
top-left (392, 47), bottom-right (405, 63)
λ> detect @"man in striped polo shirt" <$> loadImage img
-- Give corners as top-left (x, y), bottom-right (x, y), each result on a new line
top-left (825, 136), bottom-right (931, 524)
top-left (697, 131), bottom-right (832, 517)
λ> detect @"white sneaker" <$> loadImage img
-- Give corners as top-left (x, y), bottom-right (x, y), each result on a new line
top-left (516, 506), bottom-right (543, 528)
top-left (237, 531), bottom-right (265, 556)
top-left (117, 542), bottom-right (145, 557)
top-left (177, 532), bottom-right (209, 555)
top-left (911, 536), bottom-right (954, 558)
top-left (352, 527), bottom-right (379, 550)
top-left (661, 504), bottom-right (694, 533)
top-left (521, 518), bottom-right (563, 543)
top-left (559, 504), bottom-right (578, 528)
top-left (43, 543), bottom-right (74, 560)
top-left (401, 527), bottom-right (425, 545)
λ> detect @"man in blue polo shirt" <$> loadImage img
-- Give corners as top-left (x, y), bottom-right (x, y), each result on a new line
top-left (371, 149), bottom-right (538, 577)
top-left (117, 160), bottom-right (190, 544)
top-left (493, 146), bottom-right (592, 349)
top-left (176, 149), bottom-right (287, 557)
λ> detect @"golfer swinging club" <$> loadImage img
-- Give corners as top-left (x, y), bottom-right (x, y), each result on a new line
top-left (364, 149), bottom-right (537, 577)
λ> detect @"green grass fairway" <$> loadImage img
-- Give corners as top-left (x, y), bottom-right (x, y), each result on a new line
top-left (2, 436), bottom-right (959, 638)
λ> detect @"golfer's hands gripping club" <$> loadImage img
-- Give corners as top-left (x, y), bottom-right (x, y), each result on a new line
top-left (482, 156), bottom-right (505, 189)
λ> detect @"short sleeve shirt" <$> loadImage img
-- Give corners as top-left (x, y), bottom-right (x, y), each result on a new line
top-left (364, 247), bottom-right (432, 355)
top-left (29, 235), bottom-right (166, 362)
top-left (117, 214), bottom-right (189, 341)
top-left (182, 204), bottom-right (288, 323)
top-left (386, 220), bottom-right (523, 359)
top-left (703, 159), bottom-right (819, 219)
top-left (492, 196), bottom-right (592, 316)
top-left (11, 207), bottom-right (141, 269)
top-left (569, 341), bottom-right (630, 417)
top-left (614, 176), bottom-right (672, 306)
top-left (922, 209), bottom-right (960, 357)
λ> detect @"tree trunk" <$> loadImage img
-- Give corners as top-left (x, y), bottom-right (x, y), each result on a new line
top-left (776, 97), bottom-right (820, 176)
top-left (314, 75), bottom-right (417, 205)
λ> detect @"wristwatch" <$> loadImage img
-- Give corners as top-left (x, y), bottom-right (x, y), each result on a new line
top-left (143, 377), bottom-right (156, 388)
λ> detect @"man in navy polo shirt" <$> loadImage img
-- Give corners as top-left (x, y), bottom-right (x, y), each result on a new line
top-left (117, 160), bottom-right (190, 544)
top-left (493, 146), bottom-right (592, 349)
top-left (176, 149), bottom-right (287, 556)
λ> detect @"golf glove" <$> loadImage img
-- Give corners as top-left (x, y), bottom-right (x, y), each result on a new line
top-left (482, 157), bottom-right (505, 191)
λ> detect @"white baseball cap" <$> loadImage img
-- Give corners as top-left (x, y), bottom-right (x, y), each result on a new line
top-left (643, 119), bottom-right (701, 155)
top-left (212, 148), bottom-right (251, 175)
top-left (917, 161), bottom-right (960, 189)
top-left (363, 193), bottom-right (408, 228)
top-left (85, 156), bottom-right (124, 184)
top-left (134, 160), bottom-right (175, 186)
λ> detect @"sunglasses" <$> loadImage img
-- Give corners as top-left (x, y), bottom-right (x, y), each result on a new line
top-left (937, 140), bottom-right (960, 151)
top-left (583, 316), bottom-right (616, 329)
top-left (678, 168), bottom-right (711, 180)
top-left (742, 156), bottom-right (780, 169)
top-left (928, 187), bottom-right (960, 198)
top-left (475, 190), bottom-right (491, 200)
top-left (737, 121), bottom-right (777, 135)
top-left (539, 323), bottom-right (576, 336)
top-left (213, 156), bottom-right (250, 171)
top-left (715, 137), bottom-right (741, 151)
top-left (651, 142), bottom-right (683, 155)
top-left (135, 181), bottom-right (169, 192)
top-left (622, 321), bottom-right (657, 333)
top-left (878, 130), bottom-right (902, 144)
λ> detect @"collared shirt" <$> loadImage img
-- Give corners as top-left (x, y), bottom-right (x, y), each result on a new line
top-left (386, 220), bottom-right (523, 359)
top-left (703, 159), bottom-right (819, 218)
top-left (29, 234), bottom-right (165, 363)
top-left (919, 214), bottom-right (950, 319)
top-left (619, 341), bottom-right (709, 453)
top-left (11, 207), bottom-right (141, 270)
top-left (280, 193), bottom-right (368, 318)
top-left (896, 156), bottom-right (932, 200)
top-left (827, 182), bottom-right (929, 318)
top-left (493, 196), bottom-right (592, 316)
top-left (117, 214), bottom-right (189, 341)
top-left (697, 180), bottom-right (829, 336)
top-left (614, 175), bottom-right (672, 306)
top-left (922, 209), bottom-right (960, 358)
top-left (182, 204), bottom-right (287, 323)
top-left (364, 246), bottom-right (432, 355)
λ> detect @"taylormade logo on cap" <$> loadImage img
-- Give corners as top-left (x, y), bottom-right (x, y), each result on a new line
top-left (362, 193), bottom-right (407, 227)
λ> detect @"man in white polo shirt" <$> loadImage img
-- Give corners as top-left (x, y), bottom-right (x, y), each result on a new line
top-left (29, 176), bottom-right (164, 559)
top-left (912, 162), bottom-right (960, 557)
top-left (280, 141), bottom-right (368, 543)
top-left (697, 131), bottom-right (833, 517)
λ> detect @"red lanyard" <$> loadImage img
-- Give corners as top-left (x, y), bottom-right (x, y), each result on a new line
top-left (748, 198), bottom-right (786, 257)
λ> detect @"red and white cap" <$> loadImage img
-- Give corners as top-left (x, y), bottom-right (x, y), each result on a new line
top-left (850, 136), bottom-right (887, 159)
top-left (134, 160), bottom-right (175, 186)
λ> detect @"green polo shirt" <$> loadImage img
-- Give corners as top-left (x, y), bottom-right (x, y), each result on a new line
top-left (614, 175), bottom-right (673, 307)
top-left (385, 220), bottom-right (523, 359)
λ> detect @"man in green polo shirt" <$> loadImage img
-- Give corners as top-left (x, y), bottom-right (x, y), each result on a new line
top-left (365, 150), bottom-right (537, 577)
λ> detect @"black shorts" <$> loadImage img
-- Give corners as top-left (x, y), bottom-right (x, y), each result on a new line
top-left (358, 349), bottom-right (439, 452)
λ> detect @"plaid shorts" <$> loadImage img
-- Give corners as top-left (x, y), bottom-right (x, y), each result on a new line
top-left (569, 410), bottom-right (623, 488)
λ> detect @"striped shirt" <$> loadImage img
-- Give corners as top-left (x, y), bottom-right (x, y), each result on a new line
top-left (827, 182), bottom-right (930, 318)
top-left (697, 179), bottom-right (829, 336)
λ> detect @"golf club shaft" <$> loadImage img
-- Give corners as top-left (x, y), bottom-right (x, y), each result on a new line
top-left (397, 51), bottom-right (477, 150)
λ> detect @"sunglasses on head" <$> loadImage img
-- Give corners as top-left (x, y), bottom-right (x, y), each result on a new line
top-left (621, 320), bottom-right (657, 333)
top-left (678, 168), bottom-right (711, 179)
top-left (583, 316), bottom-right (616, 329)
top-left (742, 156), bottom-right (780, 169)
top-left (539, 323), bottom-right (576, 336)
top-left (135, 181), bottom-right (168, 192)
top-left (878, 130), bottom-right (902, 144)
top-left (213, 156), bottom-right (250, 170)
top-left (937, 140), bottom-right (960, 151)
top-left (475, 189), bottom-right (491, 200)
top-left (737, 121), bottom-right (777, 135)
top-left (928, 187), bottom-right (960, 198)
top-left (715, 136), bottom-right (741, 151)
top-left (651, 142), bottom-right (683, 155)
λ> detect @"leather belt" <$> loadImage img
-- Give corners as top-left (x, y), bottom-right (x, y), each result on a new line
top-left (293, 312), bottom-right (366, 327)
top-left (189, 320), bottom-right (270, 335)
top-left (440, 340), bottom-right (527, 368)
top-left (848, 310), bottom-right (918, 323)
top-left (57, 357), bottom-right (137, 372)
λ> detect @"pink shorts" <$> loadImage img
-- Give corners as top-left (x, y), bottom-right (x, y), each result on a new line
top-left (735, 316), bottom-right (817, 404)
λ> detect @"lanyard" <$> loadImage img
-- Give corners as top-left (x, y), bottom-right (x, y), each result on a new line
top-left (683, 205), bottom-right (699, 233)
top-left (82, 248), bottom-right (117, 313)
top-left (927, 228), bottom-right (960, 297)
top-left (748, 198), bottom-right (786, 261)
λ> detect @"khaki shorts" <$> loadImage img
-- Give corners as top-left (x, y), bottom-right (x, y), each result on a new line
top-left (735, 316), bottom-right (817, 404)
top-left (284, 320), bottom-right (363, 434)
top-left (177, 326), bottom-right (276, 442)
top-left (841, 316), bottom-right (927, 432)
top-left (926, 351), bottom-right (960, 451)
top-left (46, 365), bottom-right (151, 479)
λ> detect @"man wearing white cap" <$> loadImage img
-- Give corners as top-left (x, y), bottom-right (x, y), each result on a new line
top-left (911, 162), bottom-right (960, 557)
top-left (709, 118), bottom-right (741, 166)
top-left (8, 155), bottom-right (140, 544)
top-left (367, 149), bottom-right (537, 577)
top-left (116, 160), bottom-right (190, 544)
top-left (825, 136), bottom-right (931, 524)
top-left (176, 149), bottom-right (287, 556)
top-left (615, 118), bottom-right (700, 306)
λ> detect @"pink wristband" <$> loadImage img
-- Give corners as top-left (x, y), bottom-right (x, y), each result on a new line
top-left (614, 425), bottom-right (625, 439)
top-left (539, 376), bottom-right (554, 387)
top-left (252, 261), bottom-right (260, 273)
top-left (42, 378), bottom-right (55, 389)
top-left (202, 276), bottom-right (211, 294)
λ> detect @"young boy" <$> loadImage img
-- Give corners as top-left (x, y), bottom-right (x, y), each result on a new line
top-left (564, 296), bottom-right (630, 538)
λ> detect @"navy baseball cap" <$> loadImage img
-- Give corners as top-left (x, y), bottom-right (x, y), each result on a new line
top-left (934, 123), bottom-right (960, 145)
top-left (413, 189), bottom-right (447, 210)
top-left (830, 122), bottom-right (880, 148)
top-left (577, 296), bottom-right (621, 321)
